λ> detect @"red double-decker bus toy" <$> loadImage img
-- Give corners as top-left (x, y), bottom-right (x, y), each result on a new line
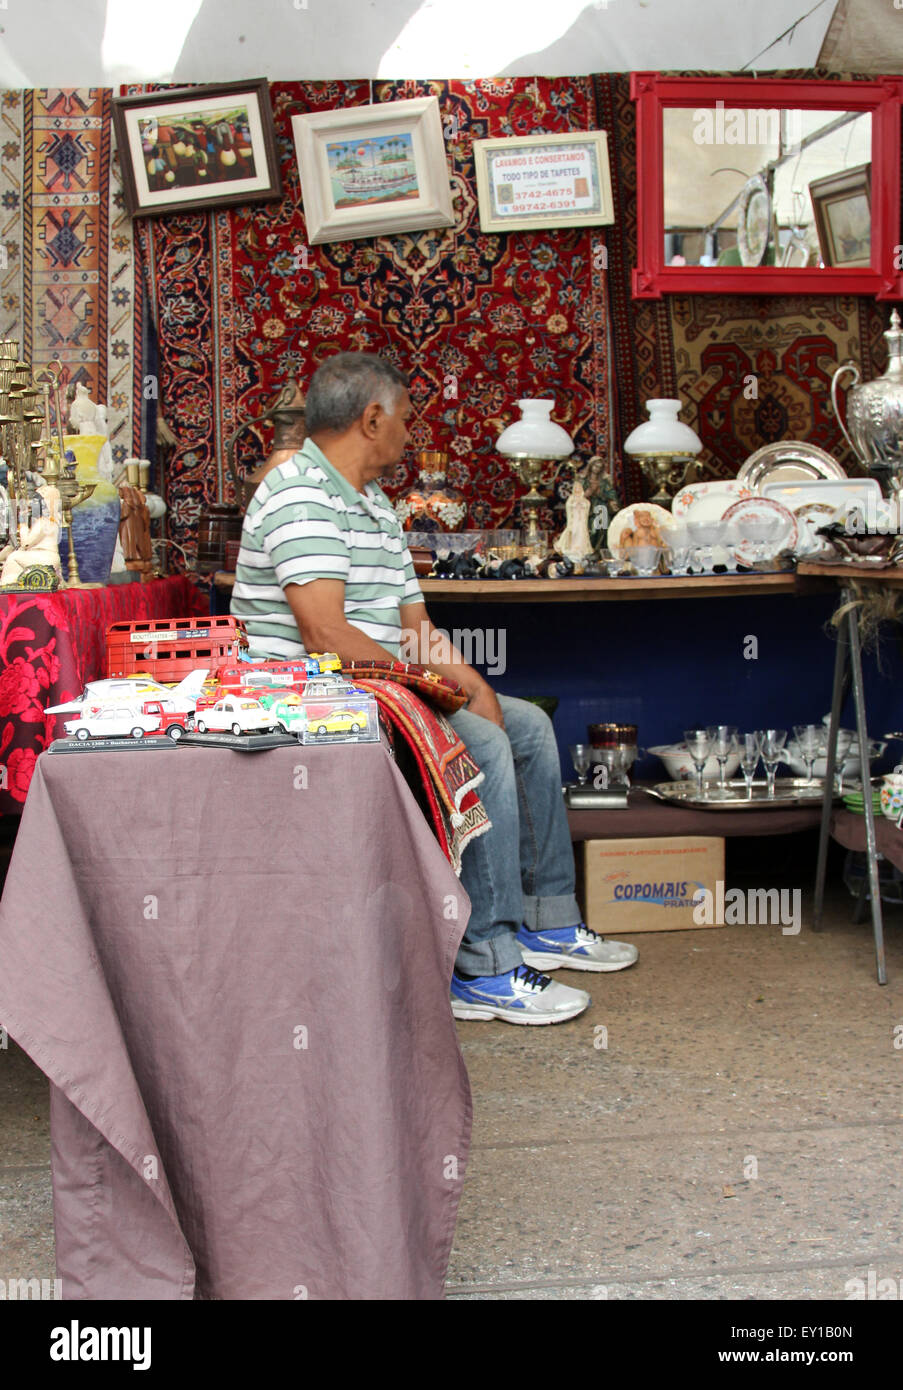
top-left (105, 616), bottom-right (248, 684)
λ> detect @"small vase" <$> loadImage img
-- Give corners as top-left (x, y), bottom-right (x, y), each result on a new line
top-left (57, 433), bottom-right (121, 585)
top-left (394, 451), bottom-right (467, 532)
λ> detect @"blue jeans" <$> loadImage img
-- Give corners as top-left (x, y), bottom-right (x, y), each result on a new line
top-left (447, 695), bottom-right (582, 976)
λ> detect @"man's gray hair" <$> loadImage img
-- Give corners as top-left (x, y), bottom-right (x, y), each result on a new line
top-left (305, 353), bottom-right (408, 434)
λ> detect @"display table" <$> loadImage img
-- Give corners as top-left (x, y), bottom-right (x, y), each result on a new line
top-left (0, 576), bottom-right (207, 815)
top-left (567, 785), bottom-right (823, 840)
top-left (0, 738), bottom-right (471, 1300)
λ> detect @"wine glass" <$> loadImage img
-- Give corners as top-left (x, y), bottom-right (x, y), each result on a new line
top-left (759, 728), bottom-right (788, 798)
top-left (738, 731), bottom-right (760, 798)
top-left (684, 728), bottom-right (712, 797)
top-left (622, 544), bottom-right (662, 577)
top-left (793, 723), bottom-right (824, 784)
top-left (599, 548), bottom-right (623, 578)
top-left (569, 743), bottom-right (592, 786)
top-left (667, 532), bottom-right (691, 576)
top-left (834, 729), bottom-right (854, 794)
top-left (707, 724), bottom-right (738, 790)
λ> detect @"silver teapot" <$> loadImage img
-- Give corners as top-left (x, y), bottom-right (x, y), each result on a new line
top-left (832, 309), bottom-right (903, 492)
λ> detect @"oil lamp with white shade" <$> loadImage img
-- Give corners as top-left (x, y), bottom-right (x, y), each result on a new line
top-left (496, 399), bottom-right (574, 548)
top-left (624, 398), bottom-right (703, 507)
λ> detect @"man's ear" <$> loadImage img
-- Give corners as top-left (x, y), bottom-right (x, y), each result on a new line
top-left (359, 402), bottom-right (383, 438)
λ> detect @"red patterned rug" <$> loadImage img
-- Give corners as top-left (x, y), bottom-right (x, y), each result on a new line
top-left (355, 676), bottom-right (489, 875)
top-left (133, 77), bottom-right (614, 560)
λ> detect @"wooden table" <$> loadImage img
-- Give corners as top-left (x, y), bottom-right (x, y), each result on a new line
top-left (215, 570), bottom-right (832, 603)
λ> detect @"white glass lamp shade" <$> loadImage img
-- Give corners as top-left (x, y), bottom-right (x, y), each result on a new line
top-left (496, 399), bottom-right (574, 458)
top-left (624, 399), bottom-right (702, 456)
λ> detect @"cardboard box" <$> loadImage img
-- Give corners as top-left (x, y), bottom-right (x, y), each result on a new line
top-left (578, 836), bottom-right (725, 933)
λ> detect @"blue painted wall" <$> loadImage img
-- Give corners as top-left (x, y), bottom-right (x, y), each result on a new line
top-left (425, 590), bottom-right (903, 784)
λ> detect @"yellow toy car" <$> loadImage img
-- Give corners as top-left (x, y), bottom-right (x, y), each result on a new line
top-left (309, 708), bottom-right (369, 736)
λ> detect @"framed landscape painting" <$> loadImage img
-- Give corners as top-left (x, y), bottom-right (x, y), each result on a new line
top-left (291, 97), bottom-right (455, 244)
top-left (112, 78), bottom-right (283, 218)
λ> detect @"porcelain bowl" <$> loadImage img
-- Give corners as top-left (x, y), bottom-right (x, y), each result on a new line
top-left (650, 743), bottom-right (741, 782)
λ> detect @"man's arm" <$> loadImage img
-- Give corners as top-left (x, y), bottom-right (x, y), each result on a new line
top-left (284, 579), bottom-right (397, 664)
top-left (399, 601), bottom-right (504, 728)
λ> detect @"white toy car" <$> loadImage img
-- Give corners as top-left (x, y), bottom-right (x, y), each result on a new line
top-left (194, 697), bottom-right (275, 736)
top-left (64, 706), bottom-right (161, 740)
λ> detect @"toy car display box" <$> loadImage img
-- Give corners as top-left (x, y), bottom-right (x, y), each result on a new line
top-left (258, 679), bottom-right (380, 745)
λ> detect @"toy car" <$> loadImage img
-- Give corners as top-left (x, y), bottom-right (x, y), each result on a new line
top-left (308, 709), bottom-right (370, 736)
top-left (194, 697), bottom-right (276, 736)
top-left (263, 699), bottom-right (308, 735)
top-left (64, 706), bottom-right (162, 740)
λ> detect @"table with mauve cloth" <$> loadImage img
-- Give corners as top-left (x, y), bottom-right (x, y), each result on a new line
top-left (0, 576), bottom-right (208, 815)
top-left (0, 737), bottom-right (472, 1299)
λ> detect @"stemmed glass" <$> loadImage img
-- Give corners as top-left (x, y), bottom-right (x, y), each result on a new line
top-left (707, 724), bottom-right (738, 790)
top-left (569, 743), bottom-right (592, 786)
top-left (666, 528), bottom-right (691, 576)
top-left (759, 728), bottom-right (788, 798)
top-left (684, 728), bottom-right (712, 797)
top-left (833, 730), bottom-right (854, 794)
top-left (738, 731), bottom-right (760, 798)
top-left (793, 723), bottom-right (824, 784)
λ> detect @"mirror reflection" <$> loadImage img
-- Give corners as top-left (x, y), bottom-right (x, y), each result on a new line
top-left (663, 107), bottom-right (872, 269)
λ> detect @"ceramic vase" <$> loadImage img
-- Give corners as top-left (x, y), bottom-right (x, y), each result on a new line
top-left (57, 434), bottom-right (121, 585)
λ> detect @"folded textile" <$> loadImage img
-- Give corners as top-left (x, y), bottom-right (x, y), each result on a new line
top-left (355, 678), bottom-right (490, 874)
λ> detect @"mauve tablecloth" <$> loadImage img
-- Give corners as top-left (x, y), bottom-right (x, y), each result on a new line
top-left (0, 739), bottom-right (472, 1300)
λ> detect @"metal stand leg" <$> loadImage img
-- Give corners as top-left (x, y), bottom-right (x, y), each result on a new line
top-left (813, 618), bottom-right (846, 932)
top-left (847, 605), bottom-right (888, 985)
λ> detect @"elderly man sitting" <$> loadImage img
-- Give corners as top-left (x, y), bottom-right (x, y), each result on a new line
top-left (232, 353), bottom-right (638, 1025)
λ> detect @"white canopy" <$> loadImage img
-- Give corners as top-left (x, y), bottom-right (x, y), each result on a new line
top-left (0, 0), bottom-right (890, 88)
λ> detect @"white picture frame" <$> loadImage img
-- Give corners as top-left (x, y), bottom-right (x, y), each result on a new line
top-left (291, 96), bottom-right (455, 244)
top-left (473, 131), bottom-right (615, 234)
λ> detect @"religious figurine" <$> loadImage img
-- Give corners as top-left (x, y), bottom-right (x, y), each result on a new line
top-left (555, 479), bottom-right (593, 568)
top-left (0, 484), bottom-right (63, 587)
top-left (117, 482), bottom-right (154, 576)
top-left (576, 455), bottom-right (622, 555)
top-left (69, 383), bottom-right (104, 435)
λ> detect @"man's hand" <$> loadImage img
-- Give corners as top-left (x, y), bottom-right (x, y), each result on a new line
top-left (465, 680), bottom-right (505, 729)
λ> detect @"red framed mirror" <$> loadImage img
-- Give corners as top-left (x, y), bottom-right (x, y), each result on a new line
top-left (631, 73), bottom-right (903, 299)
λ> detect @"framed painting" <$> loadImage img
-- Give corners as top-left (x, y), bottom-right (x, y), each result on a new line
top-left (112, 78), bottom-right (283, 218)
top-left (291, 97), bottom-right (455, 244)
top-left (809, 163), bottom-right (872, 268)
top-left (473, 131), bottom-right (614, 233)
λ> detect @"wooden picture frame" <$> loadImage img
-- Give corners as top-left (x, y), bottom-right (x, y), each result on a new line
top-left (291, 97), bottom-right (455, 244)
top-left (809, 163), bottom-right (872, 267)
top-left (112, 78), bottom-right (282, 219)
top-left (473, 131), bottom-right (614, 233)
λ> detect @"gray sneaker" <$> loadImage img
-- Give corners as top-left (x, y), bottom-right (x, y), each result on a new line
top-left (517, 923), bottom-right (639, 972)
top-left (450, 964), bottom-right (591, 1025)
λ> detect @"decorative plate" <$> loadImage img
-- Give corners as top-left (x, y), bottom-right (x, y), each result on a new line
top-left (737, 175), bottom-right (773, 267)
top-left (760, 477), bottom-right (881, 514)
top-left (721, 496), bottom-right (798, 565)
top-left (607, 502), bottom-right (678, 551)
top-left (737, 442), bottom-right (847, 489)
top-left (672, 478), bottom-right (755, 522)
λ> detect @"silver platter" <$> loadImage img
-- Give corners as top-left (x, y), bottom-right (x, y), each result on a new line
top-left (647, 778), bottom-right (835, 810)
top-left (738, 442), bottom-right (846, 489)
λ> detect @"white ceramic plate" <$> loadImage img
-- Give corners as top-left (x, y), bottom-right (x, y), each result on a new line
top-left (607, 503), bottom-right (677, 551)
top-left (672, 478), bottom-right (754, 522)
top-left (721, 495), bottom-right (798, 564)
top-left (738, 442), bottom-right (846, 488)
top-left (761, 477), bottom-right (881, 515)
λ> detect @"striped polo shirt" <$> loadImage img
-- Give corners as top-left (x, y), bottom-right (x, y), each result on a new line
top-left (230, 438), bottom-right (423, 659)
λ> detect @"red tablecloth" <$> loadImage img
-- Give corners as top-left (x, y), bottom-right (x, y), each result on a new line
top-left (0, 577), bottom-right (208, 815)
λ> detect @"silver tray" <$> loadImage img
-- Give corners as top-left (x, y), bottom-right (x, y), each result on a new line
top-left (646, 777), bottom-right (835, 810)
top-left (738, 442), bottom-right (846, 490)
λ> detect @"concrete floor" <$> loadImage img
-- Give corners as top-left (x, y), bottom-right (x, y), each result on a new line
top-left (2, 853), bottom-right (903, 1301)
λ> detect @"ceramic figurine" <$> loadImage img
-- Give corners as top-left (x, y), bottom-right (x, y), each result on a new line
top-left (555, 479), bottom-right (593, 566)
top-left (0, 484), bottom-right (62, 587)
top-left (576, 455), bottom-right (622, 555)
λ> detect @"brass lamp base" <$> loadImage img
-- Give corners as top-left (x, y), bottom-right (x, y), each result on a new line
top-left (634, 452), bottom-right (701, 507)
